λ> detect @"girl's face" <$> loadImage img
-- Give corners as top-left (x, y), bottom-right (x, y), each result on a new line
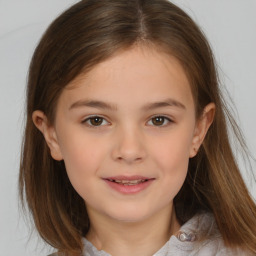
top-left (34, 46), bottom-right (214, 223)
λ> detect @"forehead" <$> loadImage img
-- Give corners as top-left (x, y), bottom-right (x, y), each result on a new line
top-left (60, 46), bottom-right (194, 111)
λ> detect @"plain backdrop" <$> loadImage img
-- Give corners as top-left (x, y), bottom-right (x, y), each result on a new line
top-left (0, 1), bottom-right (255, 255)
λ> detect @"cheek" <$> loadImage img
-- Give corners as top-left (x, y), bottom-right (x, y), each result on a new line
top-left (149, 127), bottom-right (194, 178)
top-left (151, 136), bottom-right (191, 200)
top-left (58, 133), bottom-right (108, 189)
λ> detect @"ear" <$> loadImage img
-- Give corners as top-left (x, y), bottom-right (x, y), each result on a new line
top-left (189, 103), bottom-right (215, 158)
top-left (32, 110), bottom-right (63, 161)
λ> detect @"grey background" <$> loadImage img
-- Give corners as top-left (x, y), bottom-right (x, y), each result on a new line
top-left (0, 1), bottom-right (255, 255)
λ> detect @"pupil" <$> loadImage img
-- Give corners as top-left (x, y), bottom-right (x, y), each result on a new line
top-left (153, 117), bottom-right (164, 125)
top-left (91, 117), bottom-right (103, 126)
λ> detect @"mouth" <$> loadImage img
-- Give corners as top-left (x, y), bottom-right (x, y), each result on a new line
top-left (103, 176), bottom-right (155, 194)
top-left (106, 178), bottom-right (151, 185)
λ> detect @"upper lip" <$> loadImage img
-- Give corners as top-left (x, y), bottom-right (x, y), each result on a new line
top-left (103, 175), bottom-right (154, 181)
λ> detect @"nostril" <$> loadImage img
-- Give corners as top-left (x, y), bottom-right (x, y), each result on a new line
top-left (116, 156), bottom-right (143, 163)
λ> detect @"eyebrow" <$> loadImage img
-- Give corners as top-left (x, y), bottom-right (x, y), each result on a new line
top-left (69, 98), bottom-right (186, 111)
top-left (142, 99), bottom-right (186, 111)
top-left (69, 100), bottom-right (118, 111)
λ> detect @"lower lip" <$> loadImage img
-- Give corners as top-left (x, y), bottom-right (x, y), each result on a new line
top-left (104, 179), bottom-right (154, 194)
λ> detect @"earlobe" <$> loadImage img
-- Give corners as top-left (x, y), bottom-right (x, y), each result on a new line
top-left (189, 103), bottom-right (215, 158)
top-left (32, 110), bottom-right (63, 161)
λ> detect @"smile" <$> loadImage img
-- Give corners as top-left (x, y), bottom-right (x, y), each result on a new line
top-left (103, 176), bottom-right (155, 194)
top-left (108, 179), bottom-right (149, 185)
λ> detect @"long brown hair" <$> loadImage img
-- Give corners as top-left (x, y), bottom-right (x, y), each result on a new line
top-left (19, 0), bottom-right (256, 254)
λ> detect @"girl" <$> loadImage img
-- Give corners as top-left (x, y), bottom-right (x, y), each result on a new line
top-left (19, 0), bottom-right (256, 255)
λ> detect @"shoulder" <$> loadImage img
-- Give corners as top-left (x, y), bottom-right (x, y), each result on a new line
top-left (193, 238), bottom-right (252, 256)
top-left (47, 253), bottom-right (65, 256)
top-left (192, 238), bottom-right (246, 256)
top-left (182, 212), bottom-right (251, 256)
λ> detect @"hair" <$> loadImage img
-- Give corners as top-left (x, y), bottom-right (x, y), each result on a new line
top-left (19, 0), bottom-right (256, 255)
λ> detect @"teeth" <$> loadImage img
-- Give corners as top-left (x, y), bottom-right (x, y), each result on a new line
top-left (111, 179), bottom-right (147, 185)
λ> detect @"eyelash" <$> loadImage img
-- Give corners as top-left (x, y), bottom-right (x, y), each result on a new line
top-left (81, 115), bottom-right (174, 128)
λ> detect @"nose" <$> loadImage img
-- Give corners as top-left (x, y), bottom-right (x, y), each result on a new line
top-left (111, 126), bottom-right (147, 164)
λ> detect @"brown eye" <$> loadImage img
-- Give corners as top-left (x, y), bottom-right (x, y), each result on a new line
top-left (148, 116), bottom-right (172, 126)
top-left (83, 116), bottom-right (108, 127)
top-left (152, 116), bottom-right (165, 126)
top-left (89, 117), bottom-right (103, 126)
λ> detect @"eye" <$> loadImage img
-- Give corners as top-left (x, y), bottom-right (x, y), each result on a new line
top-left (147, 116), bottom-right (173, 127)
top-left (82, 116), bottom-right (109, 127)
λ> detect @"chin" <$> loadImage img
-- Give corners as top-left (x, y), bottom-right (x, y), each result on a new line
top-left (105, 207), bottom-right (156, 223)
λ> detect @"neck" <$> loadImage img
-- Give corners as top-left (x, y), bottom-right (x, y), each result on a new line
top-left (85, 205), bottom-right (180, 256)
